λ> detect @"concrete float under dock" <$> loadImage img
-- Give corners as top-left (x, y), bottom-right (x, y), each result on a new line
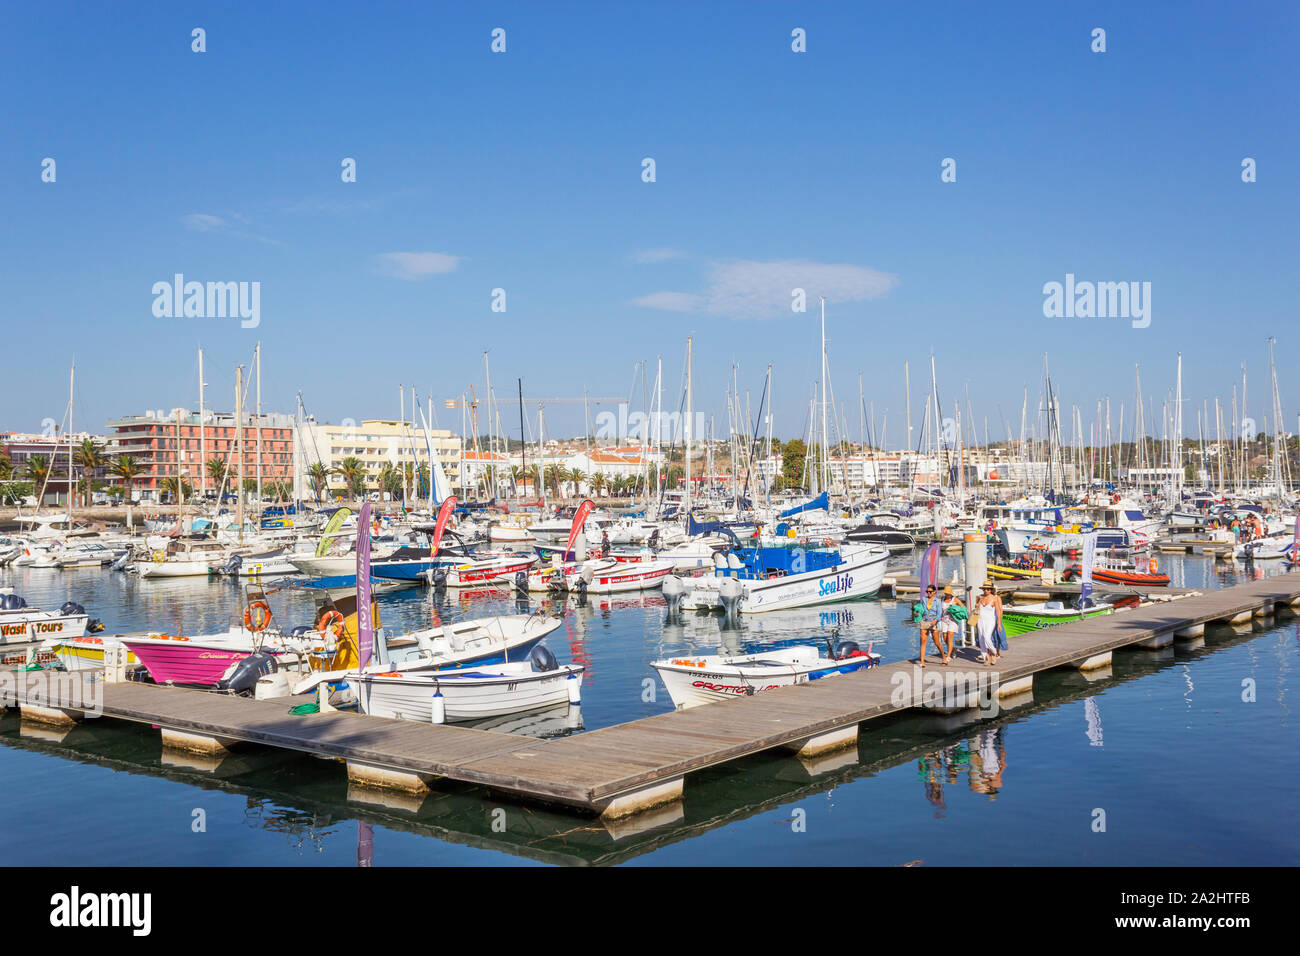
top-left (3, 574), bottom-right (1297, 819)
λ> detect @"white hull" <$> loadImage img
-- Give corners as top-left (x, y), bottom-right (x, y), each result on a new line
top-left (652, 646), bottom-right (880, 709)
top-left (678, 546), bottom-right (889, 613)
top-left (135, 560), bottom-right (214, 578)
top-left (588, 560), bottom-right (675, 593)
top-left (0, 611), bottom-right (89, 645)
top-left (351, 662), bottom-right (582, 722)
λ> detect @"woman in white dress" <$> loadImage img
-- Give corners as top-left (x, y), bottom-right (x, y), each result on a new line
top-left (975, 580), bottom-right (1002, 665)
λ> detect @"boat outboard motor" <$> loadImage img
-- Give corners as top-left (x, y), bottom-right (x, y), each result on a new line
top-left (718, 577), bottom-right (743, 615)
top-left (289, 624), bottom-right (313, 637)
top-left (214, 651), bottom-right (278, 695)
top-left (431, 566), bottom-right (448, 589)
top-left (661, 573), bottom-right (684, 614)
top-left (831, 640), bottom-right (860, 660)
top-left (110, 552), bottom-right (131, 572)
top-left (529, 644), bottom-right (559, 673)
top-left (220, 554), bottom-right (243, 577)
top-left (514, 570), bottom-right (530, 597)
top-left (60, 601), bottom-right (85, 617)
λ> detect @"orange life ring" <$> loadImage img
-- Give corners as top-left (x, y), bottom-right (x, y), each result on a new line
top-left (824, 538), bottom-right (834, 547)
top-left (317, 609), bottom-right (346, 638)
top-left (244, 600), bottom-right (272, 632)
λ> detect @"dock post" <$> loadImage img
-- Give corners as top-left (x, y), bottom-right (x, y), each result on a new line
top-left (596, 777), bottom-right (684, 821)
top-left (346, 761), bottom-right (439, 795)
top-left (783, 723), bottom-right (859, 758)
top-left (1135, 630), bottom-right (1174, 649)
top-left (1069, 652), bottom-right (1112, 672)
top-left (1173, 623), bottom-right (1204, 640)
top-left (161, 728), bottom-right (241, 755)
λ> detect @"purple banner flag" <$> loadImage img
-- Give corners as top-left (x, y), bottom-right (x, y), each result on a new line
top-left (356, 501), bottom-right (373, 669)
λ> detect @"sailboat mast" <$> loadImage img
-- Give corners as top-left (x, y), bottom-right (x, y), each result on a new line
top-left (235, 364), bottom-right (244, 544)
top-left (685, 337), bottom-right (693, 515)
top-left (198, 348), bottom-right (206, 499)
top-left (256, 342), bottom-right (263, 508)
top-left (67, 363), bottom-right (75, 517)
top-left (820, 297), bottom-right (829, 495)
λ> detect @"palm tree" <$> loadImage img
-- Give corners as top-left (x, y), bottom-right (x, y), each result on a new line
top-left (159, 476), bottom-right (192, 503)
top-left (307, 461), bottom-right (331, 503)
top-left (338, 456), bottom-right (366, 499)
top-left (73, 438), bottom-right (104, 506)
top-left (0, 453), bottom-right (13, 484)
top-left (378, 464), bottom-right (404, 500)
top-left (25, 454), bottom-right (51, 497)
top-left (523, 464), bottom-right (539, 498)
top-left (109, 455), bottom-right (143, 504)
top-left (508, 465), bottom-right (523, 497)
top-left (568, 468), bottom-right (586, 498)
top-left (590, 473), bottom-right (607, 498)
top-left (207, 458), bottom-right (228, 490)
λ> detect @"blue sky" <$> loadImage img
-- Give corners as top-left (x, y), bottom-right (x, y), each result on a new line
top-left (3, 1), bottom-right (1297, 445)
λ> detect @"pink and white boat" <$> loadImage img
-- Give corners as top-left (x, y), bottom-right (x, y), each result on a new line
top-left (587, 560), bottom-right (676, 593)
top-left (118, 628), bottom-right (308, 686)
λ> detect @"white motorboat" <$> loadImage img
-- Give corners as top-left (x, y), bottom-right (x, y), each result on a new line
top-left (524, 557), bottom-right (619, 593)
top-left (651, 642), bottom-right (880, 709)
top-left (587, 559), bottom-right (676, 593)
top-left (349, 647), bottom-right (583, 724)
top-left (423, 552), bottom-right (539, 588)
top-left (0, 594), bottom-right (93, 644)
top-left (667, 543), bottom-right (889, 613)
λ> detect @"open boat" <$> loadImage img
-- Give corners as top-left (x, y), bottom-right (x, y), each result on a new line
top-left (0, 594), bottom-right (96, 644)
top-left (586, 559), bottom-right (676, 593)
top-left (348, 646), bottom-right (582, 723)
top-left (651, 641), bottom-right (880, 709)
top-left (1000, 599), bottom-right (1113, 636)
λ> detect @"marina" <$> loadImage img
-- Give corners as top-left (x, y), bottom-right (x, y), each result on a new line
top-left (5, 570), bottom-right (1297, 823)
top-left (3, 5), bottom-right (1296, 891)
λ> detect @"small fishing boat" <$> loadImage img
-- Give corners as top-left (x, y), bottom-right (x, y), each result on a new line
top-left (651, 641), bottom-right (880, 709)
top-left (586, 559), bottom-right (676, 593)
top-left (1059, 549), bottom-right (1171, 587)
top-left (428, 552), bottom-right (540, 588)
top-left (0, 594), bottom-right (97, 644)
top-left (48, 633), bottom-right (141, 672)
top-left (348, 646), bottom-right (582, 724)
top-left (524, 557), bottom-right (619, 592)
top-left (1233, 534), bottom-right (1296, 562)
top-left (1000, 599), bottom-right (1113, 637)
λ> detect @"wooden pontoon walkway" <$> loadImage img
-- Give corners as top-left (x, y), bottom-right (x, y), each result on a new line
top-left (4, 574), bottom-right (1298, 819)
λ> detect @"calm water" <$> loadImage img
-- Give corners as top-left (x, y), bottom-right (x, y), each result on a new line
top-left (1, 553), bottom-right (1296, 866)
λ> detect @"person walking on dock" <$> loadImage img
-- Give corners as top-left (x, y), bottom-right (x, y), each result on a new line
top-left (918, 584), bottom-right (944, 667)
top-left (975, 580), bottom-right (1003, 665)
top-left (938, 584), bottom-right (964, 665)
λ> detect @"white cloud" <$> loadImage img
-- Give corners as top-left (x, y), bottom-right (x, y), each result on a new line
top-left (629, 291), bottom-right (705, 311)
top-left (374, 252), bottom-right (463, 280)
top-left (182, 213), bottom-right (226, 231)
top-left (631, 247), bottom-right (685, 263)
top-left (632, 258), bottom-right (898, 318)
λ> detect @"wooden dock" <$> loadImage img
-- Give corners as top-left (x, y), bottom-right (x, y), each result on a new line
top-left (4, 573), bottom-right (1298, 820)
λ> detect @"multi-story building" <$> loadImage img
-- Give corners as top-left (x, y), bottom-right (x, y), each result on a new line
top-left (1, 431), bottom-right (106, 505)
top-left (105, 409), bottom-right (294, 502)
top-left (294, 419), bottom-right (462, 501)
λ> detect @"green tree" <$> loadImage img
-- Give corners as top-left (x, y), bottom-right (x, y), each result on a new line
top-left (110, 455), bottom-right (143, 504)
top-left (207, 458), bottom-right (228, 489)
top-left (24, 454), bottom-right (52, 493)
top-left (568, 468), bottom-right (586, 497)
top-left (781, 439), bottom-right (808, 490)
top-left (73, 438), bottom-right (104, 506)
top-left (159, 476), bottom-right (193, 503)
top-left (307, 461), bottom-right (331, 503)
top-left (338, 456), bottom-right (366, 497)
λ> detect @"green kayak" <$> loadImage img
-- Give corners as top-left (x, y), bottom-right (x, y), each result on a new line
top-left (1001, 601), bottom-right (1113, 636)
